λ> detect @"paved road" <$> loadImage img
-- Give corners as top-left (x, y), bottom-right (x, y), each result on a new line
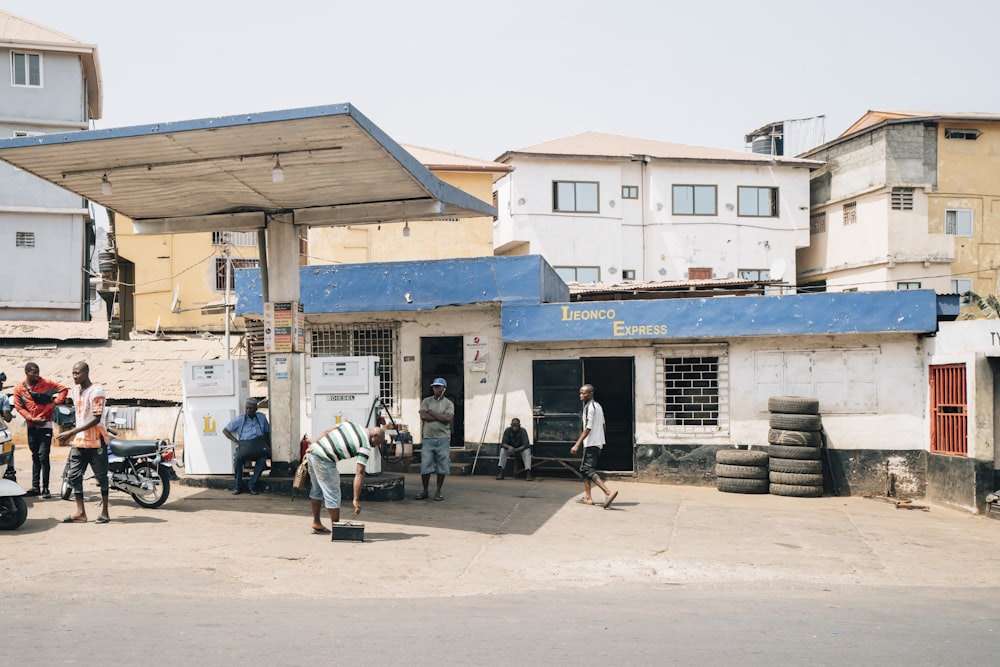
top-left (4, 449), bottom-right (1000, 665)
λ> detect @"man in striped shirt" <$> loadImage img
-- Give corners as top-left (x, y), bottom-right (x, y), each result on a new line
top-left (305, 421), bottom-right (385, 534)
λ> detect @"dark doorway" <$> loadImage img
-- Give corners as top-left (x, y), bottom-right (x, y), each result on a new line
top-left (420, 336), bottom-right (464, 447)
top-left (532, 357), bottom-right (635, 473)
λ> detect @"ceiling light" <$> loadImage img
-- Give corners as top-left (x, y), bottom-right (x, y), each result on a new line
top-left (101, 173), bottom-right (112, 195)
top-left (402, 221), bottom-right (411, 237)
top-left (271, 155), bottom-right (284, 183)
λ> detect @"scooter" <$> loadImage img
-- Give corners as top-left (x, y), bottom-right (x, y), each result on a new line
top-left (61, 431), bottom-right (176, 509)
top-left (0, 422), bottom-right (28, 530)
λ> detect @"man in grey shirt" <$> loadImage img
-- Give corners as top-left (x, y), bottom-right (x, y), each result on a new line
top-left (417, 378), bottom-right (454, 501)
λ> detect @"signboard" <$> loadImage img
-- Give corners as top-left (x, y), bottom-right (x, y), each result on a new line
top-left (465, 335), bottom-right (488, 371)
top-left (264, 301), bottom-right (305, 353)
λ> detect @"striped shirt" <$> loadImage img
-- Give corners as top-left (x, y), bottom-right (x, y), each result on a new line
top-left (72, 383), bottom-right (108, 449)
top-left (308, 421), bottom-right (371, 466)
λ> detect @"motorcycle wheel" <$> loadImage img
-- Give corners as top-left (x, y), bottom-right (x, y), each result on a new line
top-left (0, 496), bottom-right (28, 530)
top-left (129, 461), bottom-right (170, 509)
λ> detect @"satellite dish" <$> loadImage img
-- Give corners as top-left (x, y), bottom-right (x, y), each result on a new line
top-left (769, 258), bottom-right (786, 281)
top-left (170, 285), bottom-right (181, 313)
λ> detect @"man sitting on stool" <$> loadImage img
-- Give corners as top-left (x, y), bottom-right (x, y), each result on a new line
top-left (497, 417), bottom-right (532, 481)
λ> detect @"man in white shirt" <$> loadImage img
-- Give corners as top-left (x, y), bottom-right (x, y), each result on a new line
top-left (569, 384), bottom-right (618, 509)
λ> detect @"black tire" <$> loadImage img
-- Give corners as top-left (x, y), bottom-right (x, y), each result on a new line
top-left (129, 461), bottom-right (170, 509)
top-left (769, 413), bottom-right (823, 432)
top-left (768, 444), bottom-right (822, 460)
top-left (770, 483), bottom-right (824, 498)
top-left (769, 458), bottom-right (823, 474)
top-left (769, 471), bottom-right (825, 486)
top-left (715, 463), bottom-right (768, 480)
top-left (767, 396), bottom-right (820, 414)
top-left (767, 428), bottom-right (822, 447)
top-left (716, 477), bottom-right (769, 494)
top-left (715, 449), bottom-right (769, 466)
top-left (0, 496), bottom-right (28, 530)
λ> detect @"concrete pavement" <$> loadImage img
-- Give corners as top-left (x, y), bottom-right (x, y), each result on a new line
top-left (5, 443), bottom-right (1000, 600)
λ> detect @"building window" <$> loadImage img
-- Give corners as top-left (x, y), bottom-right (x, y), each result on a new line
top-left (554, 266), bottom-right (600, 283)
top-left (621, 185), bottom-right (638, 199)
top-left (311, 322), bottom-right (400, 412)
top-left (215, 257), bottom-right (259, 291)
top-left (672, 185), bottom-right (717, 215)
top-left (738, 269), bottom-right (771, 280)
top-left (944, 128), bottom-right (981, 141)
top-left (553, 181), bottom-right (599, 213)
top-left (622, 269), bottom-right (636, 280)
top-left (945, 209), bottom-right (973, 237)
top-left (809, 212), bottom-right (826, 234)
top-left (929, 363), bottom-right (967, 455)
top-left (211, 231), bottom-right (258, 247)
top-left (15, 231), bottom-right (35, 248)
top-left (843, 201), bottom-right (857, 225)
top-left (737, 186), bottom-right (778, 217)
top-left (897, 282), bottom-right (921, 290)
top-left (688, 267), bottom-right (712, 280)
top-left (656, 345), bottom-right (729, 435)
top-left (11, 51), bottom-right (42, 87)
top-left (891, 187), bottom-right (914, 210)
top-left (951, 278), bottom-right (972, 305)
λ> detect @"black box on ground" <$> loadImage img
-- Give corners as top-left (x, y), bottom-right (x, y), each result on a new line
top-left (332, 522), bottom-right (365, 542)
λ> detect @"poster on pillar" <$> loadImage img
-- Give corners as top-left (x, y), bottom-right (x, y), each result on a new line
top-left (264, 301), bottom-right (305, 353)
top-left (465, 335), bottom-right (488, 372)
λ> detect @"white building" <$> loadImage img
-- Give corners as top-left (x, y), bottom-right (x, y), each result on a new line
top-left (493, 131), bottom-right (820, 287)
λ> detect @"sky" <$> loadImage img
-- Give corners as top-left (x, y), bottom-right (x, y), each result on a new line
top-left (4, 0), bottom-right (999, 162)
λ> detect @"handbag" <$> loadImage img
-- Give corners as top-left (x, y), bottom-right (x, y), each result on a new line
top-left (293, 458), bottom-right (311, 491)
top-left (237, 435), bottom-right (269, 462)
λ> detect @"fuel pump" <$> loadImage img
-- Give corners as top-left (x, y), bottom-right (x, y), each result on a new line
top-left (181, 359), bottom-right (250, 474)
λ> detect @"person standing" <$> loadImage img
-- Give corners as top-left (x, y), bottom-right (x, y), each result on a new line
top-left (497, 417), bottom-right (533, 481)
top-left (305, 421), bottom-right (385, 534)
top-left (569, 384), bottom-right (618, 509)
top-left (416, 377), bottom-right (454, 501)
top-left (13, 362), bottom-right (68, 498)
top-left (56, 361), bottom-right (110, 523)
top-left (0, 371), bottom-right (13, 423)
top-left (223, 398), bottom-right (270, 495)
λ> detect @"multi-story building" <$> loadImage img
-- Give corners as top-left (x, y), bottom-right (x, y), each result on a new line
top-left (493, 131), bottom-right (819, 287)
top-left (0, 10), bottom-right (102, 321)
top-left (798, 110), bottom-right (1000, 307)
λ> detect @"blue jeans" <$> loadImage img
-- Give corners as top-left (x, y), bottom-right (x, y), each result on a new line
top-left (233, 449), bottom-right (267, 490)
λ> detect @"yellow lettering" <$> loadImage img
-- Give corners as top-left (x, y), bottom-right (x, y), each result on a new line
top-left (613, 321), bottom-right (626, 336)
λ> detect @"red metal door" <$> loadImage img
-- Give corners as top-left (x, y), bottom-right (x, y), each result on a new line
top-left (929, 364), bottom-right (967, 455)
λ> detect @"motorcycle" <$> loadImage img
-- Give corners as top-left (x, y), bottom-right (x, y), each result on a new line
top-left (61, 431), bottom-right (176, 509)
top-left (0, 421), bottom-right (28, 530)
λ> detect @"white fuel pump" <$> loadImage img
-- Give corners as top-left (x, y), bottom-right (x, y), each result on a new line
top-left (310, 355), bottom-right (382, 474)
top-left (181, 359), bottom-right (250, 474)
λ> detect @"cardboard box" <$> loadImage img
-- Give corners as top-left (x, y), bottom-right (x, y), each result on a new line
top-left (331, 522), bottom-right (365, 542)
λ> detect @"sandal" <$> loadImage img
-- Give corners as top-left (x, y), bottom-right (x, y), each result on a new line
top-left (95, 515), bottom-right (110, 524)
top-left (414, 491), bottom-right (429, 500)
top-left (434, 493), bottom-right (444, 501)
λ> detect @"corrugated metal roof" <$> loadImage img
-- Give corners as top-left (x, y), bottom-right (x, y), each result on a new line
top-left (0, 317), bottom-right (109, 341)
top-left (401, 144), bottom-right (511, 174)
top-left (498, 131), bottom-right (821, 167)
top-left (568, 278), bottom-right (782, 301)
top-left (0, 10), bottom-right (83, 44)
top-left (837, 110), bottom-right (1000, 140)
top-left (0, 337), bottom-right (265, 403)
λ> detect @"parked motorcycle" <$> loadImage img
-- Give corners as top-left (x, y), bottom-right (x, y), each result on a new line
top-left (0, 422), bottom-right (28, 530)
top-left (61, 432), bottom-right (176, 509)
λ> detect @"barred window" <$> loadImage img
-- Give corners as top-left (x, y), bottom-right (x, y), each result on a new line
top-left (843, 201), bottom-right (857, 225)
top-left (15, 231), bottom-right (35, 248)
top-left (212, 231), bottom-right (258, 247)
top-left (891, 187), bottom-right (914, 210)
top-left (656, 345), bottom-right (729, 436)
top-left (310, 322), bottom-right (400, 412)
top-left (810, 212), bottom-right (826, 234)
top-left (215, 257), bottom-right (259, 291)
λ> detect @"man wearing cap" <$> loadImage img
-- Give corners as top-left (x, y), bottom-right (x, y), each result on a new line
top-left (223, 398), bottom-right (270, 495)
top-left (417, 378), bottom-right (454, 501)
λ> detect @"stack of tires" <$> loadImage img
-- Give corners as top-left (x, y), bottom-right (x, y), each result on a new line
top-left (767, 396), bottom-right (824, 498)
top-left (715, 449), bottom-right (769, 494)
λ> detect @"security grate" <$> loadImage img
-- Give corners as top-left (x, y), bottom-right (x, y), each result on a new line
top-left (810, 212), bottom-right (826, 234)
top-left (891, 187), bottom-right (914, 210)
top-left (656, 346), bottom-right (729, 435)
top-left (930, 363), bottom-right (967, 455)
top-left (310, 323), bottom-right (400, 411)
top-left (15, 231), bottom-right (35, 248)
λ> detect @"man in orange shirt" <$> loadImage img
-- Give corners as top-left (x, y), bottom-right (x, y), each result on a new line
top-left (13, 362), bottom-right (68, 498)
top-left (57, 361), bottom-right (110, 524)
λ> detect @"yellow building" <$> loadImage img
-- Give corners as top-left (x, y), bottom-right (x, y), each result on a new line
top-left (112, 145), bottom-right (509, 336)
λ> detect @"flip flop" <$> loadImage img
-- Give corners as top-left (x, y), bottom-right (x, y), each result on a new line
top-left (95, 515), bottom-right (110, 524)
top-left (577, 498), bottom-right (595, 505)
top-left (62, 516), bottom-right (87, 523)
top-left (414, 491), bottom-right (429, 500)
top-left (603, 490), bottom-right (619, 509)
top-left (311, 527), bottom-right (330, 535)
top-left (433, 493), bottom-right (444, 501)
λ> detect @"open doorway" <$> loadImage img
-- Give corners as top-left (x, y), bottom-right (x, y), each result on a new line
top-left (420, 336), bottom-right (464, 447)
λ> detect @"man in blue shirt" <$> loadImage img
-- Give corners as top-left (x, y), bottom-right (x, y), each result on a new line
top-left (223, 397), bottom-right (269, 495)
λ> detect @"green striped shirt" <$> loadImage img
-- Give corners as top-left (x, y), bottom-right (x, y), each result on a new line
top-left (309, 421), bottom-right (371, 466)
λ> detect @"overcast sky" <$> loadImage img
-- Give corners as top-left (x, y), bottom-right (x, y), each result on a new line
top-left (5, 0), bottom-right (999, 161)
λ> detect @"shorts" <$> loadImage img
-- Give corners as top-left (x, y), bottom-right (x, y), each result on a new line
top-left (307, 452), bottom-right (341, 509)
top-left (420, 437), bottom-right (451, 475)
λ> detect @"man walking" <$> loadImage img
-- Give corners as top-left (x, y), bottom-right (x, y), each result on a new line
top-left (57, 361), bottom-right (110, 523)
top-left (569, 384), bottom-right (618, 509)
top-left (13, 362), bottom-right (68, 498)
top-left (417, 377), bottom-right (454, 501)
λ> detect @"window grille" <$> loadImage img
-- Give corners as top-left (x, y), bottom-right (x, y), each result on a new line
top-left (655, 345), bottom-right (729, 436)
top-left (930, 364), bottom-right (967, 455)
top-left (215, 258), bottom-right (259, 291)
top-left (15, 231), bottom-right (35, 248)
top-left (944, 128), bottom-right (980, 141)
top-left (212, 231), bottom-right (258, 247)
top-left (810, 212), bottom-right (826, 234)
top-left (310, 322), bottom-right (400, 412)
top-left (891, 188), bottom-right (914, 210)
top-left (843, 201), bottom-right (857, 225)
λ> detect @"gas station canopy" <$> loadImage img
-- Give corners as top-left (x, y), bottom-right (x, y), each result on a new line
top-left (0, 103), bottom-right (495, 233)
